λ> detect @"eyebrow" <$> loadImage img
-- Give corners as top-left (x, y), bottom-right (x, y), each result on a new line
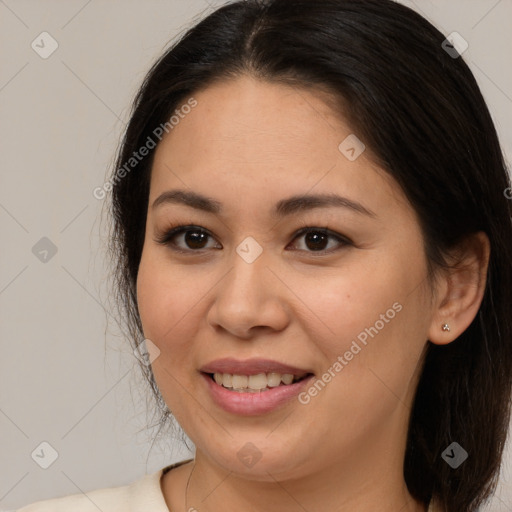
top-left (152, 189), bottom-right (376, 218)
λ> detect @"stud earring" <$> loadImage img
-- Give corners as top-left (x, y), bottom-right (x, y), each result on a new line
top-left (442, 323), bottom-right (450, 332)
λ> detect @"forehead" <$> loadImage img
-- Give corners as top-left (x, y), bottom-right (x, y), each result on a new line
top-left (158, 76), bottom-right (346, 161)
top-left (149, 75), bottom-right (411, 220)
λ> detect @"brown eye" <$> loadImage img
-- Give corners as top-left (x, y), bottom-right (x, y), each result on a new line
top-left (303, 231), bottom-right (329, 251)
top-left (182, 230), bottom-right (209, 249)
top-left (288, 227), bottom-right (351, 254)
top-left (155, 225), bottom-right (351, 255)
top-left (155, 225), bottom-right (220, 252)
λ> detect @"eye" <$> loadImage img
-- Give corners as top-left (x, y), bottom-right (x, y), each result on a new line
top-left (154, 224), bottom-right (351, 254)
top-left (287, 227), bottom-right (351, 253)
top-left (154, 225), bottom-right (220, 252)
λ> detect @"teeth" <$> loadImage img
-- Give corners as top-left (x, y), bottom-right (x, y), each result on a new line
top-left (248, 373), bottom-right (268, 390)
top-left (232, 374), bottom-right (248, 389)
top-left (281, 374), bottom-right (294, 385)
top-left (267, 372), bottom-right (282, 387)
top-left (212, 372), bottom-right (304, 391)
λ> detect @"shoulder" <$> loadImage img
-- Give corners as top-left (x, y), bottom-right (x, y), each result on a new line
top-left (14, 467), bottom-right (166, 512)
top-left (15, 485), bottom-right (130, 512)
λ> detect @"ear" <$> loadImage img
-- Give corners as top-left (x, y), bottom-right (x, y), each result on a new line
top-left (428, 231), bottom-right (490, 345)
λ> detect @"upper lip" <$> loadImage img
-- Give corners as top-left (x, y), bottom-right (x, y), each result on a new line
top-left (200, 358), bottom-right (313, 377)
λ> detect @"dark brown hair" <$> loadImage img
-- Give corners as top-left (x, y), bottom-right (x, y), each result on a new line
top-left (108, 1), bottom-right (512, 510)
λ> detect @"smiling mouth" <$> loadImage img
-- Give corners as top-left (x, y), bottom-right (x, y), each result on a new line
top-left (206, 372), bottom-right (313, 392)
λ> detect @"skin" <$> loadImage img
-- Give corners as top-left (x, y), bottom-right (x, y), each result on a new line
top-left (135, 75), bottom-right (490, 512)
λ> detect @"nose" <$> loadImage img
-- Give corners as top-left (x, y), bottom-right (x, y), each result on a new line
top-left (206, 246), bottom-right (290, 339)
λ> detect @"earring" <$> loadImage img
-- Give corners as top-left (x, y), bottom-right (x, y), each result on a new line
top-left (442, 323), bottom-right (450, 332)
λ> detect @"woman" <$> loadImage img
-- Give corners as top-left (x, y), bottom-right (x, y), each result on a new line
top-left (17, 0), bottom-right (512, 511)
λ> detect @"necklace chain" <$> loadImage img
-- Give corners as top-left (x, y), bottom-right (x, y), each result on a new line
top-left (184, 459), bottom-right (196, 511)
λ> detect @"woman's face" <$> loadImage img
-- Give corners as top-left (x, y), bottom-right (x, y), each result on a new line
top-left (136, 75), bottom-right (435, 480)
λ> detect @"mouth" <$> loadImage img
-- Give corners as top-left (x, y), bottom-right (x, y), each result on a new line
top-left (199, 357), bottom-right (315, 414)
top-left (201, 370), bottom-right (316, 415)
top-left (204, 371), bottom-right (314, 393)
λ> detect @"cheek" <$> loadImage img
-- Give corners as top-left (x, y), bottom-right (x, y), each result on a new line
top-left (306, 249), bottom-right (428, 388)
top-left (302, 258), bottom-right (408, 350)
top-left (136, 252), bottom-right (203, 358)
top-left (298, 271), bottom-right (426, 446)
top-left (135, 253), bottom-right (205, 419)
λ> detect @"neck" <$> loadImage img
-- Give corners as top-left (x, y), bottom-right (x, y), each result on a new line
top-left (176, 450), bottom-right (427, 512)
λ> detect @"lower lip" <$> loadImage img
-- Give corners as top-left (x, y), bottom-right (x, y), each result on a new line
top-left (201, 372), bottom-right (315, 415)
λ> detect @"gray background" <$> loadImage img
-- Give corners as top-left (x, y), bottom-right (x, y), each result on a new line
top-left (1, 0), bottom-right (511, 510)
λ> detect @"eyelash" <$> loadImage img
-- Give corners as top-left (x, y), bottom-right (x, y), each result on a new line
top-left (154, 222), bottom-right (353, 256)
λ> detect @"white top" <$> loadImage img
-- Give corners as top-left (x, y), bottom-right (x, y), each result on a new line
top-left (14, 458), bottom-right (440, 511)
top-left (14, 459), bottom-right (193, 512)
